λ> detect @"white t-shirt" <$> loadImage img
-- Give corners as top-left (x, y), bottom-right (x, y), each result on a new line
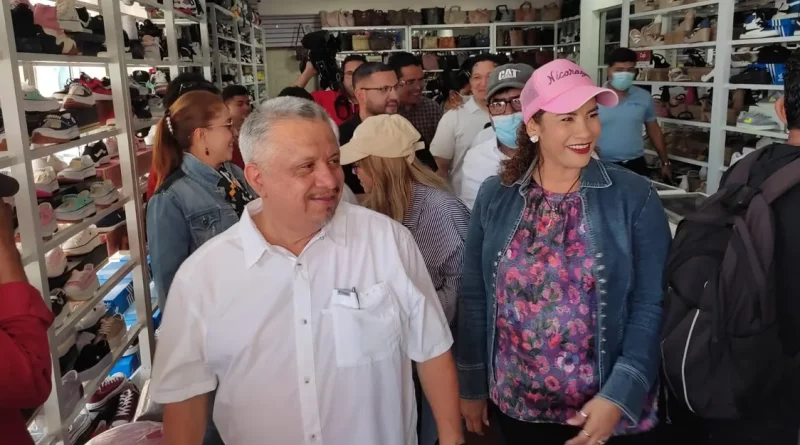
top-left (459, 131), bottom-right (510, 210)
top-left (429, 98), bottom-right (491, 197)
top-left (150, 200), bottom-right (452, 445)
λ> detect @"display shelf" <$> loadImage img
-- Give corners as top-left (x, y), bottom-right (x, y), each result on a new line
top-left (338, 49), bottom-right (407, 54)
top-left (0, 154), bottom-right (19, 170)
top-left (218, 35), bottom-right (237, 43)
top-left (17, 54), bottom-right (111, 65)
top-left (30, 129), bottom-right (122, 160)
top-left (645, 149), bottom-right (709, 167)
top-left (497, 45), bottom-right (556, 50)
top-left (723, 125), bottom-right (789, 140)
top-left (658, 117), bottom-right (713, 129)
top-left (730, 36), bottom-right (800, 46)
top-left (414, 47), bottom-right (491, 52)
top-left (559, 42), bottom-right (581, 46)
top-left (494, 21), bottom-right (557, 27)
top-left (725, 83), bottom-right (784, 90)
top-left (633, 80), bottom-right (712, 88)
top-left (630, 0), bottom-right (720, 19)
top-left (322, 25), bottom-right (407, 31)
top-left (410, 23), bottom-right (493, 30)
top-left (42, 198), bottom-right (130, 252)
top-left (633, 41), bottom-right (717, 51)
top-left (134, 118), bottom-right (160, 132)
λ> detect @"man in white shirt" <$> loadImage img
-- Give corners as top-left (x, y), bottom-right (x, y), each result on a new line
top-left (459, 64), bottom-right (533, 209)
top-left (150, 97), bottom-right (463, 445)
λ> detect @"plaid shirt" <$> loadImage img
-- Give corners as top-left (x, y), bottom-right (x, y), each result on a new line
top-left (400, 96), bottom-right (443, 150)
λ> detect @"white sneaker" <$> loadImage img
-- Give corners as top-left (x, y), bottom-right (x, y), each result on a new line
top-left (57, 0), bottom-right (87, 32)
top-left (59, 155), bottom-right (96, 181)
top-left (144, 125), bottom-right (157, 146)
top-left (90, 180), bottom-right (119, 206)
top-left (74, 299), bottom-right (107, 331)
top-left (63, 225), bottom-right (102, 256)
top-left (142, 35), bottom-right (162, 61)
top-left (34, 167), bottom-right (59, 194)
top-left (64, 264), bottom-right (100, 301)
top-left (32, 155), bottom-right (66, 173)
top-left (45, 247), bottom-right (67, 278)
top-left (106, 137), bottom-right (119, 158)
top-left (152, 70), bottom-right (168, 94)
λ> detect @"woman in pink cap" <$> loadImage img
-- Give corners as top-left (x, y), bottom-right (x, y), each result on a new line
top-left (456, 60), bottom-right (671, 445)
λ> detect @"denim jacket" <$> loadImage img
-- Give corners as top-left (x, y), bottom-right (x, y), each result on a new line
top-left (456, 158), bottom-right (671, 425)
top-left (147, 154), bottom-right (254, 309)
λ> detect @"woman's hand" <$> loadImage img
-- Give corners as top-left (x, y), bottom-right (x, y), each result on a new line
top-left (460, 398), bottom-right (489, 435)
top-left (565, 397), bottom-right (623, 445)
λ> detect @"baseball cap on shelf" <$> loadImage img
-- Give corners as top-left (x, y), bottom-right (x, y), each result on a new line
top-left (521, 59), bottom-right (619, 122)
top-left (340, 115), bottom-right (425, 165)
top-left (487, 64), bottom-right (535, 99)
top-left (0, 172), bottom-right (19, 198)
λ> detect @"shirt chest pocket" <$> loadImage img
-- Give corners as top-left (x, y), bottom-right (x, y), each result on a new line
top-left (188, 208), bottom-right (222, 247)
top-left (329, 282), bottom-right (401, 368)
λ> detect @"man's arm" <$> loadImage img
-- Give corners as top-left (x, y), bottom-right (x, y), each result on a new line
top-left (645, 121), bottom-right (669, 165)
top-left (292, 62), bottom-right (317, 88)
top-left (430, 112), bottom-right (457, 179)
top-left (163, 394), bottom-right (209, 445)
top-left (434, 157), bottom-right (452, 179)
top-left (417, 351), bottom-right (463, 445)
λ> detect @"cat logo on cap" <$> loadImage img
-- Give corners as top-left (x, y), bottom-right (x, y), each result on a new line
top-left (498, 68), bottom-right (520, 80)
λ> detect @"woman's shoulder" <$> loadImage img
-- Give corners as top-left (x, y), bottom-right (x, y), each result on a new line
top-left (416, 183), bottom-right (470, 215)
top-left (600, 160), bottom-right (655, 194)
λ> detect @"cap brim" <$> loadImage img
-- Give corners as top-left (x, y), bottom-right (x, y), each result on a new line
top-left (339, 141), bottom-right (370, 166)
top-left (541, 85), bottom-right (619, 114)
top-left (487, 81), bottom-right (527, 100)
top-left (0, 174), bottom-right (19, 198)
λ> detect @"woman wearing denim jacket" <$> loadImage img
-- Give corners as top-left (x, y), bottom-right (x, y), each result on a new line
top-left (147, 90), bottom-right (254, 311)
top-left (457, 60), bottom-right (671, 445)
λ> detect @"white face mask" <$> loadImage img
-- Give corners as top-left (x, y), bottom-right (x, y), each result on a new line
top-left (456, 92), bottom-right (472, 103)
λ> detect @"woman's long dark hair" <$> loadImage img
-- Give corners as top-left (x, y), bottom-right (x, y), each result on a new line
top-left (499, 111), bottom-right (544, 185)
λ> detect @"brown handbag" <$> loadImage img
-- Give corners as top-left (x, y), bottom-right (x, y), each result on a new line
top-left (525, 28), bottom-right (537, 45)
top-left (509, 30), bottom-right (524, 46)
top-left (445, 6), bottom-right (467, 24)
top-left (369, 32), bottom-right (395, 50)
top-left (403, 9), bottom-right (422, 25)
top-left (387, 10), bottom-right (404, 26)
top-left (439, 36), bottom-right (456, 49)
top-left (412, 36), bottom-right (420, 49)
top-left (541, 3), bottom-right (561, 21)
top-left (370, 10), bottom-right (388, 26)
top-left (422, 53), bottom-right (439, 70)
top-left (468, 9), bottom-right (491, 24)
top-left (352, 34), bottom-right (370, 51)
top-left (353, 10), bottom-right (370, 26)
top-left (423, 35), bottom-right (439, 49)
top-left (516, 2), bottom-right (535, 22)
top-left (319, 11), bottom-right (339, 28)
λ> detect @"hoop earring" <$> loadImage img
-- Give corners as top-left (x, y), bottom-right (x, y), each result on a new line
top-left (530, 135), bottom-right (539, 143)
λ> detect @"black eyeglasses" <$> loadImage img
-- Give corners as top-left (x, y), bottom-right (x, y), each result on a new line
top-left (359, 84), bottom-right (400, 94)
top-left (488, 97), bottom-right (523, 116)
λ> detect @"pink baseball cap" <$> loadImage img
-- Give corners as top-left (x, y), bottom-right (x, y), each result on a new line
top-left (521, 59), bottom-right (619, 122)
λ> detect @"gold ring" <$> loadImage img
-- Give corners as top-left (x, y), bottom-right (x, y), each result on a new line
top-left (579, 410), bottom-right (588, 418)
top-left (582, 430), bottom-right (591, 438)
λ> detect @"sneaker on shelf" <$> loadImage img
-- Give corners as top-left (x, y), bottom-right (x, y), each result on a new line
top-left (151, 70), bottom-right (169, 95)
top-left (756, 44), bottom-right (791, 64)
top-left (56, 0), bottom-right (88, 32)
top-left (111, 386), bottom-right (140, 427)
top-left (128, 76), bottom-right (149, 96)
top-left (740, 12), bottom-right (779, 39)
top-left (67, 410), bottom-right (95, 445)
top-left (99, 315), bottom-right (127, 350)
top-left (737, 111), bottom-right (780, 130)
top-left (142, 34), bottom-right (162, 60)
top-left (33, 3), bottom-right (79, 55)
top-left (144, 125), bottom-right (157, 146)
top-left (34, 166), bottom-right (59, 196)
top-left (178, 40), bottom-right (193, 62)
top-left (123, 336), bottom-right (139, 356)
top-left (730, 66), bottom-right (772, 85)
top-left (75, 338), bottom-right (112, 381)
top-left (174, 0), bottom-right (198, 15)
top-left (137, 19), bottom-right (162, 39)
top-left (55, 191), bottom-right (96, 221)
top-left (30, 112), bottom-right (80, 144)
top-left (134, 135), bottom-right (146, 151)
top-left (731, 53), bottom-right (755, 68)
top-left (63, 225), bottom-right (102, 256)
top-left (21, 83), bottom-right (60, 113)
top-left (191, 42), bottom-right (202, 61)
top-left (33, 155), bottom-right (67, 173)
top-left (39, 202), bottom-right (57, 237)
top-left (90, 180), bottom-right (119, 206)
top-left (96, 209), bottom-right (125, 233)
top-left (64, 264), bottom-right (100, 301)
top-left (78, 8), bottom-right (104, 34)
top-left (61, 370), bottom-right (84, 417)
top-left (62, 83), bottom-right (96, 109)
top-left (775, 0), bottom-right (800, 19)
top-left (83, 141), bottom-right (110, 165)
top-left (73, 299), bottom-right (107, 331)
top-left (86, 372), bottom-right (127, 412)
top-left (59, 156), bottom-right (97, 181)
top-left (759, 91), bottom-right (783, 105)
top-left (106, 136), bottom-right (119, 158)
top-left (132, 97), bottom-right (153, 122)
top-left (50, 288), bottom-right (68, 328)
top-left (148, 97), bottom-right (164, 117)
top-left (79, 73), bottom-right (112, 101)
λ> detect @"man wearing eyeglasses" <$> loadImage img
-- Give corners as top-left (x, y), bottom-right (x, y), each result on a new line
top-left (389, 52), bottom-right (443, 171)
top-left (338, 62), bottom-right (400, 194)
top-left (459, 64), bottom-right (533, 210)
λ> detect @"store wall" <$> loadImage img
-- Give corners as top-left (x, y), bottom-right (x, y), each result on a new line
top-left (266, 49), bottom-right (316, 98)
top-left (580, 0), bottom-right (623, 83)
top-left (260, 0), bottom-right (557, 16)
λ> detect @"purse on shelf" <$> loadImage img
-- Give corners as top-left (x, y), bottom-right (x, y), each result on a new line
top-left (423, 35), bottom-right (439, 49)
top-left (404, 9), bottom-right (422, 25)
top-left (422, 7), bottom-right (444, 25)
top-left (371, 10), bottom-right (388, 26)
top-left (369, 32), bottom-right (395, 50)
top-left (439, 54), bottom-right (460, 70)
top-left (509, 29), bottom-right (524, 46)
top-left (445, 6), bottom-right (467, 24)
top-left (468, 9), bottom-right (491, 24)
top-left (412, 36), bottom-right (420, 49)
top-left (474, 32), bottom-right (490, 47)
top-left (456, 35), bottom-right (473, 48)
top-left (495, 5), bottom-right (513, 22)
top-left (456, 52), bottom-right (470, 66)
top-left (542, 2), bottom-right (561, 21)
top-left (352, 34), bottom-right (370, 51)
top-left (422, 53), bottom-right (439, 70)
top-left (353, 10), bottom-right (370, 26)
top-left (340, 33), bottom-right (353, 51)
top-left (339, 11), bottom-right (355, 27)
top-left (525, 28), bottom-right (538, 45)
top-left (439, 36), bottom-right (456, 49)
top-left (387, 10), bottom-right (405, 26)
top-left (319, 11), bottom-right (339, 28)
top-left (516, 2), bottom-right (535, 22)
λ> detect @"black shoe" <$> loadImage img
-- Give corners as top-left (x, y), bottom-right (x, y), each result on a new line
top-left (82, 141), bottom-right (110, 165)
top-left (51, 289), bottom-right (68, 328)
top-left (757, 44), bottom-right (790, 64)
top-left (137, 19), bottom-right (162, 39)
top-left (96, 209), bottom-right (126, 233)
top-left (74, 339), bottom-right (112, 381)
top-left (177, 38), bottom-right (193, 61)
top-left (730, 66), bottom-right (772, 84)
top-left (86, 14), bottom-right (105, 35)
top-left (132, 97), bottom-right (153, 120)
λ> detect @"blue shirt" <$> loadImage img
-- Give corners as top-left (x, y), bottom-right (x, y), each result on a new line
top-left (597, 86), bottom-right (656, 162)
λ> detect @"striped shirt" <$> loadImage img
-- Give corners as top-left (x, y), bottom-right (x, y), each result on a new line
top-left (402, 182), bottom-right (470, 323)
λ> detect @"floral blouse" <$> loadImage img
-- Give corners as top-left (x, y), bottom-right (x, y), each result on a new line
top-left (490, 183), bottom-right (658, 433)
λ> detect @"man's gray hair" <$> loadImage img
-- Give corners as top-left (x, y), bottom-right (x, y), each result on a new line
top-left (239, 96), bottom-right (332, 165)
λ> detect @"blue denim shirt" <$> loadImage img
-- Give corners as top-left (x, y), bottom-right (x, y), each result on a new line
top-left (456, 158), bottom-right (671, 425)
top-left (147, 154), bottom-right (254, 309)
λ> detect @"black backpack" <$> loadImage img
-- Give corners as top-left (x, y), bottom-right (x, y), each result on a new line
top-left (660, 150), bottom-right (800, 419)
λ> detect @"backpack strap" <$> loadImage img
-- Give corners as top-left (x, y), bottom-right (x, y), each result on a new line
top-left (758, 156), bottom-right (800, 204)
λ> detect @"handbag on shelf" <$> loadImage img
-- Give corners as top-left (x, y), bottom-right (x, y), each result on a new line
top-left (387, 10), bottom-right (405, 26)
top-left (509, 29), bottom-right (524, 46)
top-left (542, 3), bottom-right (561, 21)
top-left (474, 32), bottom-right (490, 47)
top-left (369, 32), bottom-right (395, 50)
top-left (423, 35), bottom-right (439, 49)
top-left (339, 11), bottom-right (355, 27)
top-left (468, 9), bottom-right (491, 24)
top-left (340, 33), bottom-right (353, 51)
top-left (439, 36), bottom-right (456, 49)
top-left (495, 5), bottom-right (513, 22)
top-left (456, 52), bottom-right (470, 66)
top-left (525, 28), bottom-right (538, 45)
top-left (293, 24), bottom-right (307, 62)
top-left (404, 9), bottom-right (422, 25)
top-left (319, 11), bottom-right (339, 28)
top-left (422, 53), bottom-right (439, 70)
top-left (422, 7), bottom-right (444, 25)
top-left (516, 2), bottom-right (535, 22)
top-left (352, 34), bottom-right (370, 51)
top-left (512, 50), bottom-right (538, 66)
top-left (412, 36), bottom-right (420, 49)
top-left (370, 10), bottom-right (388, 26)
top-left (456, 35), bottom-right (473, 48)
top-left (353, 10), bottom-right (371, 26)
top-left (445, 6), bottom-right (467, 24)
top-left (439, 54), bottom-right (460, 70)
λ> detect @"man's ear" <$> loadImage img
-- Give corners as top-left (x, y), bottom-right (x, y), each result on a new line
top-left (776, 96), bottom-right (788, 125)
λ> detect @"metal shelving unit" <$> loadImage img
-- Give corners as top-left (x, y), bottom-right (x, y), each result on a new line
top-left (0, 0), bottom-right (211, 441)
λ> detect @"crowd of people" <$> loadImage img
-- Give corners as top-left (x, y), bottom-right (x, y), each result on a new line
top-left (2, 48), bottom-right (799, 445)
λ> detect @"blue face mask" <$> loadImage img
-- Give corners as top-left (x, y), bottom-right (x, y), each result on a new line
top-left (610, 72), bottom-right (635, 91)
top-left (492, 112), bottom-right (523, 149)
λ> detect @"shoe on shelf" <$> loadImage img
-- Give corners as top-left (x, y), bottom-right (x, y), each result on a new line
top-left (90, 180), bottom-right (119, 206)
top-left (55, 191), bottom-right (96, 221)
top-left (730, 66), bottom-right (772, 85)
top-left (151, 70), bottom-right (169, 95)
top-left (685, 17), bottom-right (712, 43)
top-left (96, 209), bottom-right (125, 233)
top-left (53, 79), bottom-right (79, 100)
top-left (86, 372), bottom-right (127, 412)
top-left (56, 0), bottom-right (87, 33)
top-left (30, 112), bottom-right (80, 144)
top-left (144, 124), bottom-right (157, 146)
top-left (174, 0), bottom-right (199, 16)
top-left (669, 68), bottom-right (691, 82)
top-left (46, 246), bottom-right (67, 278)
top-left (62, 83), bottom-right (96, 109)
top-left (63, 225), bottom-right (102, 256)
top-left (775, 0), bottom-right (800, 19)
top-left (191, 42), bottom-right (203, 61)
top-left (39, 202), bottom-right (57, 237)
top-left (141, 34), bottom-right (162, 60)
top-left (79, 73), bottom-right (112, 101)
top-left (21, 83), bottom-right (60, 113)
top-left (737, 111), bottom-right (780, 130)
top-left (83, 141), bottom-right (110, 165)
top-left (33, 154), bottom-right (67, 172)
top-left (59, 156), bottom-right (97, 181)
top-left (105, 136), bottom-right (118, 158)
top-left (62, 370), bottom-right (84, 417)
top-left (111, 387), bottom-right (140, 427)
top-left (757, 44), bottom-right (790, 64)
top-left (128, 76), bottom-right (149, 96)
top-left (64, 264), bottom-right (100, 301)
top-left (137, 19), bottom-right (162, 39)
top-left (73, 299), bottom-right (107, 331)
top-left (133, 97), bottom-right (153, 122)
top-left (99, 315), bottom-right (127, 350)
top-left (34, 166), bottom-right (59, 196)
top-left (759, 91), bottom-right (783, 105)
top-left (51, 288), bottom-right (69, 329)
top-left (67, 409), bottom-right (95, 445)
top-left (740, 12), bottom-right (779, 39)
top-left (74, 338), bottom-right (112, 381)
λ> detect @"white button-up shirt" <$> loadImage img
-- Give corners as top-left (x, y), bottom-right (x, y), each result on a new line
top-left (459, 130), bottom-right (510, 210)
top-left (150, 200), bottom-right (453, 445)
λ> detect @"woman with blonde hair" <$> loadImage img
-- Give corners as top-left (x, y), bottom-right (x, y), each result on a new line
top-left (340, 114), bottom-right (469, 445)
